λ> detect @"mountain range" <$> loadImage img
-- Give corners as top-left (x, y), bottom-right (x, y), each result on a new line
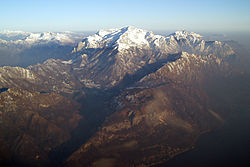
top-left (0, 26), bottom-right (249, 167)
top-left (0, 30), bottom-right (85, 67)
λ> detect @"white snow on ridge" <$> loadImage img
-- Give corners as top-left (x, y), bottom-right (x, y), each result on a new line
top-left (74, 26), bottom-right (235, 61)
top-left (167, 30), bottom-right (203, 43)
top-left (24, 32), bottom-right (74, 44)
top-left (171, 30), bottom-right (202, 38)
top-left (117, 26), bottom-right (152, 50)
top-left (0, 30), bottom-right (30, 36)
top-left (0, 30), bottom-right (84, 45)
top-left (82, 26), bottom-right (165, 50)
top-left (1, 27), bottom-right (235, 60)
top-left (79, 26), bottom-right (207, 52)
top-left (62, 60), bottom-right (73, 64)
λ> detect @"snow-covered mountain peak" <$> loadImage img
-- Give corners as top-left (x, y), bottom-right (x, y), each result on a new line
top-left (80, 26), bottom-right (163, 51)
top-left (96, 26), bottom-right (143, 37)
top-left (0, 30), bottom-right (85, 45)
top-left (0, 30), bottom-right (31, 41)
top-left (24, 32), bottom-right (74, 44)
top-left (0, 30), bottom-right (29, 36)
top-left (169, 30), bottom-right (202, 41)
top-left (116, 26), bottom-right (155, 50)
top-left (74, 26), bottom-right (235, 62)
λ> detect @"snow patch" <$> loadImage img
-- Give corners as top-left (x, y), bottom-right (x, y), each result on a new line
top-left (62, 60), bottom-right (73, 64)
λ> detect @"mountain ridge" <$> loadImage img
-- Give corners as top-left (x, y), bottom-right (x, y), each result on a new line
top-left (0, 30), bottom-right (84, 45)
top-left (70, 26), bottom-right (235, 88)
top-left (0, 26), bottom-right (246, 167)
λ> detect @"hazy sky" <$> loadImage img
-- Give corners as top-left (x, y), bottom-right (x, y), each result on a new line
top-left (1, 0), bottom-right (250, 32)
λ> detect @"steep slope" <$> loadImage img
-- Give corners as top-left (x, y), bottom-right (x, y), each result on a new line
top-left (72, 26), bottom-right (235, 88)
top-left (0, 27), bottom-right (242, 167)
top-left (0, 27), bottom-right (235, 89)
top-left (0, 88), bottom-right (82, 166)
top-left (0, 59), bottom-right (83, 95)
top-left (136, 52), bottom-right (229, 88)
top-left (166, 30), bottom-right (235, 58)
top-left (66, 52), bottom-right (235, 167)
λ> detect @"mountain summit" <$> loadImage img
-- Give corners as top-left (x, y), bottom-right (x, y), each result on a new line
top-left (76, 26), bottom-right (234, 56)
top-left (72, 26), bottom-right (235, 88)
top-left (0, 26), bottom-right (245, 167)
top-left (0, 26), bottom-right (236, 88)
top-left (169, 30), bottom-right (202, 40)
top-left (75, 26), bottom-right (165, 51)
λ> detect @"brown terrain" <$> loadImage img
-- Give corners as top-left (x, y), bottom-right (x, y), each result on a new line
top-left (0, 88), bottom-right (82, 167)
top-left (66, 52), bottom-right (236, 167)
top-left (0, 27), bottom-right (248, 167)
